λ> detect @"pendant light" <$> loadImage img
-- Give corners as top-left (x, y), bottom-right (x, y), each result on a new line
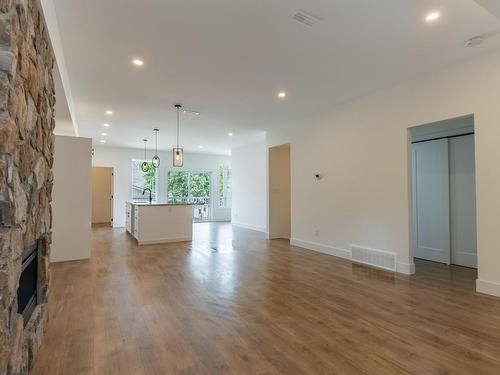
top-left (173, 104), bottom-right (184, 167)
top-left (152, 128), bottom-right (160, 168)
top-left (140, 139), bottom-right (150, 172)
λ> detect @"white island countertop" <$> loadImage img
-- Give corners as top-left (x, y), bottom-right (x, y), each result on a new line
top-left (126, 202), bottom-right (193, 245)
top-left (127, 201), bottom-right (194, 206)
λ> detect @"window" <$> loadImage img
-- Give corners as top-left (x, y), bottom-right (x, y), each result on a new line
top-left (167, 171), bottom-right (211, 221)
top-left (131, 160), bottom-right (157, 202)
top-left (167, 171), bottom-right (189, 202)
top-left (219, 166), bottom-right (231, 208)
top-left (190, 172), bottom-right (210, 200)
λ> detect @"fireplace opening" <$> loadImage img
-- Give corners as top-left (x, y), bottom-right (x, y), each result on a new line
top-left (17, 243), bottom-right (38, 326)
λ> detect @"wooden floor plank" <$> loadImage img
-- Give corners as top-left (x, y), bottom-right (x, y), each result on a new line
top-left (31, 223), bottom-right (500, 374)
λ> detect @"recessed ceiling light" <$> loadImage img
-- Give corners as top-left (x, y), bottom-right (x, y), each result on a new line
top-left (425, 11), bottom-right (440, 22)
top-left (103, 123), bottom-right (110, 127)
top-left (278, 91), bottom-right (287, 98)
top-left (101, 132), bottom-right (107, 136)
top-left (227, 132), bottom-right (233, 136)
top-left (100, 139), bottom-right (106, 143)
top-left (198, 145), bottom-right (204, 149)
top-left (132, 58), bottom-right (144, 66)
top-left (105, 110), bottom-right (113, 115)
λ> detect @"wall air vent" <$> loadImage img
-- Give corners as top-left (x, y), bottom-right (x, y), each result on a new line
top-left (290, 10), bottom-right (321, 27)
top-left (351, 245), bottom-right (396, 272)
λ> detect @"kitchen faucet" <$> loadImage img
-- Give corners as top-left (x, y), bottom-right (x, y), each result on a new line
top-left (142, 188), bottom-right (152, 204)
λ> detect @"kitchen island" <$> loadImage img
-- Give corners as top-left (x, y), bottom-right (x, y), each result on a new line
top-left (126, 202), bottom-right (193, 245)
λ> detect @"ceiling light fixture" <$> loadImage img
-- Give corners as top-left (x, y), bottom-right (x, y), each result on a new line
top-left (425, 11), bottom-right (440, 22)
top-left (152, 128), bottom-right (160, 168)
top-left (132, 58), bottom-right (144, 66)
top-left (103, 123), bottom-right (110, 127)
top-left (141, 139), bottom-right (150, 172)
top-left (182, 109), bottom-right (200, 115)
top-left (100, 139), bottom-right (106, 143)
top-left (173, 104), bottom-right (184, 167)
top-left (278, 91), bottom-right (287, 98)
top-left (101, 132), bottom-right (107, 136)
top-left (227, 132), bottom-right (233, 137)
top-left (105, 110), bottom-right (113, 115)
top-left (198, 145), bottom-right (203, 149)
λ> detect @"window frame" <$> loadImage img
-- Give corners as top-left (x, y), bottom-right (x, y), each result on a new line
top-left (131, 159), bottom-right (158, 203)
top-left (218, 165), bottom-right (231, 208)
top-left (166, 169), bottom-right (212, 204)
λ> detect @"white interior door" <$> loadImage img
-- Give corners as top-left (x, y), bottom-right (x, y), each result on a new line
top-left (449, 135), bottom-right (477, 268)
top-left (412, 139), bottom-right (450, 264)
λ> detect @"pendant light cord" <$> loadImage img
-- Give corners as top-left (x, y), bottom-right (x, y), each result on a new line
top-left (176, 106), bottom-right (180, 148)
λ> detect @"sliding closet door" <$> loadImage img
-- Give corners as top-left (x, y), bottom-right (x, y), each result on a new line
top-left (412, 139), bottom-right (450, 264)
top-left (449, 135), bottom-right (477, 268)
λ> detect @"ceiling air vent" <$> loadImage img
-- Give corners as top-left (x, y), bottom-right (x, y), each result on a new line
top-left (464, 36), bottom-right (484, 48)
top-left (290, 10), bottom-right (321, 27)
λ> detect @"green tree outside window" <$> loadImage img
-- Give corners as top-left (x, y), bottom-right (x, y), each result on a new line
top-left (167, 171), bottom-right (210, 201)
top-left (167, 171), bottom-right (189, 198)
top-left (190, 173), bottom-right (210, 197)
top-left (143, 164), bottom-right (156, 191)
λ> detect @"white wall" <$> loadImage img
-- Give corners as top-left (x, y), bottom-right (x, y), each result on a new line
top-left (52, 135), bottom-right (91, 262)
top-left (268, 144), bottom-right (291, 239)
top-left (92, 146), bottom-right (231, 227)
top-left (266, 49), bottom-right (500, 296)
top-left (231, 141), bottom-right (267, 232)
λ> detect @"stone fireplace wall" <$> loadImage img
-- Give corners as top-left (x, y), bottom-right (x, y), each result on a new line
top-left (0, 0), bottom-right (55, 373)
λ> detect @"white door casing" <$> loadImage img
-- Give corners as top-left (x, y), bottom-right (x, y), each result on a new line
top-left (449, 135), bottom-right (477, 268)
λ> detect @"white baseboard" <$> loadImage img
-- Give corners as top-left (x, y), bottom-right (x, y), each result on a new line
top-left (231, 221), bottom-right (267, 233)
top-left (50, 254), bottom-right (90, 263)
top-left (396, 262), bottom-right (416, 275)
top-left (137, 237), bottom-right (192, 245)
top-left (267, 232), bottom-right (290, 240)
top-left (476, 279), bottom-right (500, 298)
top-left (290, 238), bottom-right (351, 260)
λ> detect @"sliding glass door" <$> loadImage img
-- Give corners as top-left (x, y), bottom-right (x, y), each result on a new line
top-left (167, 171), bottom-right (211, 221)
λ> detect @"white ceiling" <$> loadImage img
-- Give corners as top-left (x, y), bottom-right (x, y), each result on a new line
top-left (476, 0), bottom-right (500, 19)
top-left (49, 0), bottom-right (500, 155)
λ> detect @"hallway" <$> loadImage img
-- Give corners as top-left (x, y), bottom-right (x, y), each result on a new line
top-left (32, 223), bottom-right (500, 374)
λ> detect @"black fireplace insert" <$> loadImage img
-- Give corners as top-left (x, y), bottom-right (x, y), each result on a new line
top-left (17, 243), bottom-right (38, 326)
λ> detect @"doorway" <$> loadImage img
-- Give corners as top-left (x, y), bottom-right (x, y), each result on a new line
top-left (410, 115), bottom-right (477, 268)
top-left (91, 167), bottom-right (113, 225)
top-left (268, 144), bottom-right (291, 239)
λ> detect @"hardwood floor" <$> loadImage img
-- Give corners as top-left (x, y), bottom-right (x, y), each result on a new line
top-left (31, 223), bottom-right (500, 374)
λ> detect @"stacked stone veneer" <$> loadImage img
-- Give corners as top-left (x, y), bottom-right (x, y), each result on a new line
top-left (0, 0), bottom-right (55, 373)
